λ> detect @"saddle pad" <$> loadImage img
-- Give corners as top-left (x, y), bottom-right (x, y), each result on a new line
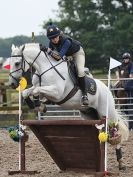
top-left (85, 76), bottom-right (97, 95)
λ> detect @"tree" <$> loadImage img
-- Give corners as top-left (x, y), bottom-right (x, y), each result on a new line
top-left (0, 35), bottom-right (48, 58)
top-left (42, 0), bottom-right (133, 72)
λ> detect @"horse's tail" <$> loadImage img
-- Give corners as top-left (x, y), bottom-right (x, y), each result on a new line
top-left (115, 109), bottom-right (129, 142)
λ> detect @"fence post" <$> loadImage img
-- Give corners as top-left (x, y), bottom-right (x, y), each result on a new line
top-left (6, 89), bottom-right (12, 106)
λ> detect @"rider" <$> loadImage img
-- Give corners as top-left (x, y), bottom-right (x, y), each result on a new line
top-left (116, 52), bottom-right (133, 81)
top-left (116, 52), bottom-right (133, 130)
top-left (41, 24), bottom-right (89, 106)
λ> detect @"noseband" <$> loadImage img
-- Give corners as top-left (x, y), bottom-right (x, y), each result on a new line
top-left (9, 54), bottom-right (26, 83)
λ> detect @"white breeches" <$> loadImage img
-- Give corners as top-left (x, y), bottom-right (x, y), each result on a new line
top-left (72, 47), bottom-right (85, 77)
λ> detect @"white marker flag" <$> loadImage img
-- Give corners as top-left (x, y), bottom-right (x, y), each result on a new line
top-left (109, 57), bottom-right (122, 70)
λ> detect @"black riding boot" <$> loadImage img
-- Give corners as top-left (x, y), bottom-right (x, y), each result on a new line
top-left (78, 76), bottom-right (89, 106)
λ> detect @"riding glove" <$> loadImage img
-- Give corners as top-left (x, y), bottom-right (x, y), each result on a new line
top-left (40, 44), bottom-right (48, 52)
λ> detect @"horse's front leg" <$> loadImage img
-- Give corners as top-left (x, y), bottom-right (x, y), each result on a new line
top-left (32, 85), bottom-right (64, 114)
top-left (22, 87), bottom-right (35, 109)
top-left (22, 86), bottom-right (35, 98)
top-left (33, 85), bottom-right (63, 100)
top-left (115, 144), bottom-right (126, 170)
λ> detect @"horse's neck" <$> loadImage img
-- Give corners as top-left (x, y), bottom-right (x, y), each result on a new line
top-left (31, 53), bottom-right (52, 74)
top-left (25, 49), bottom-right (76, 101)
top-left (32, 53), bottom-right (65, 78)
top-left (32, 53), bottom-right (74, 94)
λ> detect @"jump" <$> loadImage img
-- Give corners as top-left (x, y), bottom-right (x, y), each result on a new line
top-left (9, 43), bottom-right (129, 170)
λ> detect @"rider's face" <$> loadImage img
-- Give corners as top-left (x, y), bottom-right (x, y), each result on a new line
top-left (123, 58), bottom-right (130, 63)
top-left (51, 36), bottom-right (60, 44)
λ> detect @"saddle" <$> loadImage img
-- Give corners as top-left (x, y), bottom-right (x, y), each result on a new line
top-left (67, 60), bottom-right (97, 95)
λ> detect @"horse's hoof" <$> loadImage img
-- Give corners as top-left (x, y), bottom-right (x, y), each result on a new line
top-left (119, 160), bottom-right (126, 171)
top-left (34, 107), bottom-right (40, 112)
top-left (35, 104), bottom-right (47, 113)
top-left (42, 104), bottom-right (47, 113)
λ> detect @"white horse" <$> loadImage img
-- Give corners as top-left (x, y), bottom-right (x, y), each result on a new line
top-left (9, 43), bottom-right (129, 170)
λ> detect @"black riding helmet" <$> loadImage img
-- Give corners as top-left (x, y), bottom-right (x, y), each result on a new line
top-left (122, 52), bottom-right (131, 59)
top-left (47, 25), bottom-right (61, 39)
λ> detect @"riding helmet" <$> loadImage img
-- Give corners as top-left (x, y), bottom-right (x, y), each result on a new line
top-left (122, 52), bottom-right (131, 59)
top-left (47, 25), bottom-right (61, 39)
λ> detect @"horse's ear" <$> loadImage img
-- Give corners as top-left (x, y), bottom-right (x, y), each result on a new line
top-left (11, 44), bottom-right (16, 51)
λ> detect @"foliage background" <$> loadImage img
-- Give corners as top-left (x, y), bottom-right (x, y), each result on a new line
top-left (0, 0), bottom-right (133, 73)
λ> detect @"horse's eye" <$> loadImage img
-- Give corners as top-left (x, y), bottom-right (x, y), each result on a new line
top-left (15, 62), bottom-right (20, 67)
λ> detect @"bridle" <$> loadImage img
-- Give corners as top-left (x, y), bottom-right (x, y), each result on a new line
top-left (9, 45), bottom-right (65, 86)
top-left (9, 44), bottom-right (79, 105)
top-left (9, 54), bottom-right (26, 83)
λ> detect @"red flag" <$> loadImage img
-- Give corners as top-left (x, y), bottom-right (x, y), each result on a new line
top-left (4, 64), bottom-right (10, 70)
top-left (3, 58), bottom-right (11, 70)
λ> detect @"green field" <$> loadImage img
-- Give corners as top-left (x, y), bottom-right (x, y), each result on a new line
top-left (0, 69), bottom-right (9, 82)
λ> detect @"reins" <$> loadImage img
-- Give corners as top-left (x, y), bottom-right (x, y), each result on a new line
top-left (24, 50), bottom-right (66, 86)
top-left (34, 59), bottom-right (65, 86)
top-left (43, 51), bottom-right (65, 80)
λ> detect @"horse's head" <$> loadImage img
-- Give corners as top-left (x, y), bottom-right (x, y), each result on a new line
top-left (9, 44), bottom-right (30, 89)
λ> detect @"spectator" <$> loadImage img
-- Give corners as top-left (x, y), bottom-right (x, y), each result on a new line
top-left (116, 52), bottom-right (133, 130)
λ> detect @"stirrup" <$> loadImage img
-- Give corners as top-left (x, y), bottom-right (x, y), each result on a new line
top-left (81, 95), bottom-right (89, 106)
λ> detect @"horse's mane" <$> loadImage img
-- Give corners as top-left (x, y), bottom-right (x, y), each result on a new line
top-left (12, 43), bottom-right (40, 55)
top-left (25, 43), bottom-right (40, 49)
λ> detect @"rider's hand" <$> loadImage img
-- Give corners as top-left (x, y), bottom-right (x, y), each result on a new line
top-left (40, 44), bottom-right (47, 52)
top-left (47, 48), bottom-right (51, 53)
top-left (129, 74), bottom-right (133, 78)
top-left (63, 56), bottom-right (68, 61)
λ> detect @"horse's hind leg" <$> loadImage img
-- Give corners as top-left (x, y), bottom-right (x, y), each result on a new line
top-left (115, 144), bottom-right (126, 170)
top-left (80, 107), bottom-right (100, 120)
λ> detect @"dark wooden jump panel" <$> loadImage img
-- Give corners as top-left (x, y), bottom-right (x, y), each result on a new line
top-left (23, 119), bottom-right (105, 174)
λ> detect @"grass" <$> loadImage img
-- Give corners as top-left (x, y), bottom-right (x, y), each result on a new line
top-left (0, 69), bottom-right (9, 82)
top-left (0, 68), bottom-right (36, 127)
top-left (0, 112), bottom-right (36, 128)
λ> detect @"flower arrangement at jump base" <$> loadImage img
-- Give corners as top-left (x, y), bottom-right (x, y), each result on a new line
top-left (98, 131), bottom-right (108, 143)
top-left (95, 123), bottom-right (108, 143)
top-left (8, 127), bottom-right (19, 142)
top-left (8, 124), bottom-right (29, 142)
top-left (96, 121), bottom-right (121, 145)
top-left (107, 121), bottom-right (121, 145)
